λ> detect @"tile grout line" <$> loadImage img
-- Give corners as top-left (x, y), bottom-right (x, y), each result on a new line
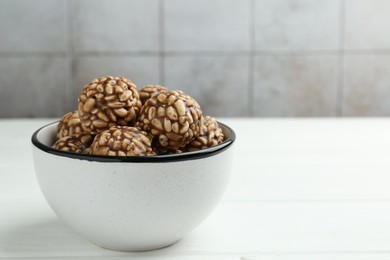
top-left (0, 52), bottom-right (67, 57)
top-left (65, 0), bottom-right (74, 113)
top-left (248, 0), bottom-right (255, 117)
top-left (66, 0), bottom-right (73, 54)
top-left (159, 0), bottom-right (165, 86)
top-left (337, 0), bottom-right (346, 117)
top-left (64, 0), bottom-right (70, 113)
top-left (5, 49), bottom-right (390, 57)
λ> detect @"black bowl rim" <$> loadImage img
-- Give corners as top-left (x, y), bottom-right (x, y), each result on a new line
top-left (31, 121), bottom-right (236, 163)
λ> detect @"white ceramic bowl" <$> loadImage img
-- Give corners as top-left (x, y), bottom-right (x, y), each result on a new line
top-left (31, 121), bottom-right (235, 251)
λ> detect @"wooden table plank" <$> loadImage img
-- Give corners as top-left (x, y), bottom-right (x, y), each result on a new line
top-left (3, 199), bottom-right (390, 257)
top-left (2, 118), bottom-right (390, 259)
top-left (222, 118), bottom-right (390, 201)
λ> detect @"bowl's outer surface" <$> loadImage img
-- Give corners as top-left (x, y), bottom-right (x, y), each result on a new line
top-left (32, 123), bottom-right (234, 251)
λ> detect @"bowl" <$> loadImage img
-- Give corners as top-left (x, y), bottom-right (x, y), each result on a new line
top-left (31, 121), bottom-right (235, 251)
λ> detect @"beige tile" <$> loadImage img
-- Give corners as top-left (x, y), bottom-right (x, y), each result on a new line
top-left (254, 0), bottom-right (340, 50)
top-left (164, 56), bottom-right (249, 117)
top-left (71, 56), bottom-right (160, 109)
top-left (164, 0), bottom-right (250, 51)
top-left (71, 0), bottom-right (159, 52)
top-left (0, 0), bottom-right (66, 52)
top-left (345, 0), bottom-right (390, 49)
top-left (254, 55), bottom-right (339, 117)
top-left (0, 57), bottom-right (67, 117)
top-left (343, 55), bottom-right (390, 116)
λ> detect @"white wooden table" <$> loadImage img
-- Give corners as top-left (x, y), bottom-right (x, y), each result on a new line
top-left (2, 118), bottom-right (390, 259)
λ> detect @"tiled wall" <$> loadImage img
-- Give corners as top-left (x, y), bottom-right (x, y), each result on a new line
top-left (1, 0), bottom-right (390, 117)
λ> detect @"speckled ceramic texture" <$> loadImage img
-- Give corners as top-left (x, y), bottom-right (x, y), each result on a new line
top-left (32, 123), bottom-right (234, 251)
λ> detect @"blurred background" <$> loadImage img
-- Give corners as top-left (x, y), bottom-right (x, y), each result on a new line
top-left (0, 0), bottom-right (388, 118)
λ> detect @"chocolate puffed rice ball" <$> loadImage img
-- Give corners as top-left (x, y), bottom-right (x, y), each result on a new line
top-left (90, 126), bottom-right (156, 156)
top-left (57, 111), bottom-right (84, 139)
top-left (184, 116), bottom-right (224, 152)
top-left (53, 133), bottom-right (94, 154)
top-left (137, 90), bottom-right (203, 150)
top-left (78, 76), bottom-right (142, 133)
top-left (139, 85), bottom-right (168, 104)
top-left (154, 147), bottom-right (184, 155)
top-left (138, 85), bottom-right (169, 104)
